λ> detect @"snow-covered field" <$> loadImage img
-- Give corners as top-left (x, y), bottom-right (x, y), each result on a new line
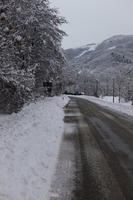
top-left (0, 96), bottom-right (69, 200)
top-left (77, 96), bottom-right (133, 117)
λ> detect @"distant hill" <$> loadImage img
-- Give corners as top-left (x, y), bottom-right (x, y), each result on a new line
top-left (65, 43), bottom-right (97, 62)
top-left (64, 35), bottom-right (133, 98)
top-left (65, 35), bottom-right (133, 76)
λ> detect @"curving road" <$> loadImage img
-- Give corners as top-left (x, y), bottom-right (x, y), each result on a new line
top-left (49, 97), bottom-right (133, 200)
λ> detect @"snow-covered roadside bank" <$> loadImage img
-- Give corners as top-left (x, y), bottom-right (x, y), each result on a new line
top-left (0, 96), bottom-right (69, 200)
top-left (75, 96), bottom-right (133, 117)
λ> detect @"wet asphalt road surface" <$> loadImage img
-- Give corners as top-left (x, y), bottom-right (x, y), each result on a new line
top-left (49, 97), bottom-right (133, 200)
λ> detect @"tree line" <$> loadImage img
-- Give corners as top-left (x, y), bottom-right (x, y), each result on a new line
top-left (64, 66), bottom-right (133, 104)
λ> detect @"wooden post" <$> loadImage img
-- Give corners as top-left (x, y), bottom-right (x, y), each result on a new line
top-left (106, 79), bottom-right (109, 96)
top-left (113, 78), bottom-right (115, 103)
top-left (95, 80), bottom-right (99, 97)
top-left (119, 84), bottom-right (121, 103)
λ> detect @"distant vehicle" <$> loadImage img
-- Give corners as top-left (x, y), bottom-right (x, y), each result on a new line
top-left (81, 92), bottom-right (85, 95)
top-left (63, 91), bottom-right (84, 95)
top-left (63, 91), bottom-right (74, 95)
top-left (74, 91), bottom-right (82, 95)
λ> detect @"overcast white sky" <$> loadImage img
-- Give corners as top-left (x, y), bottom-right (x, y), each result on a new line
top-left (50, 0), bottom-right (133, 49)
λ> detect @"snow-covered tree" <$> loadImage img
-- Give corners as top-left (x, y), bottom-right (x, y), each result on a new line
top-left (0, 0), bottom-right (66, 113)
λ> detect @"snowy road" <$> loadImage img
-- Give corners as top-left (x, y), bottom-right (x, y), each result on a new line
top-left (49, 97), bottom-right (133, 200)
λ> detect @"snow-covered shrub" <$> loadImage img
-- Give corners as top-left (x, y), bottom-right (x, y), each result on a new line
top-left (0, 76), bottom-right (32, 114)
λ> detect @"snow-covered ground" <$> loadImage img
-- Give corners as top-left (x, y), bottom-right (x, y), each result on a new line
top-left (77, 96), bottom-right (133, 117)
top-left (100, 96), bottom-right (126, 103)
top-left (0, 96), bottom-right (69, 200)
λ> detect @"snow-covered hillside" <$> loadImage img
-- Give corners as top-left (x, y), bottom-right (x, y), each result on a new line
top-left (75, 44), bottom-right (97, 58)
top-left (80, 43), bottom-right (98, 51)
top-left (0, 96), bottom-right (69, 200)
top-left (64, 35), bottom-right (133, 99)
top-left (65, 43), bottom-right (97, 61)
top-left (65, 35), bottom-right (133, 75)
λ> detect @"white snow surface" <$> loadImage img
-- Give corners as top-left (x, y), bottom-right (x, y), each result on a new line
top-left (100, 96), bottom-right (125, 103)
top-left (75, 49), bottom-right (89, 58)
top-left (0, 96), bottom-right (69, 200)
top-left (80, 43), bottom-right (98, 50)
top-left (108, 46), bottom-right (116, 50)
top-left (76, 96), bottom-right (133, 117)
top-left (75, 43), bottom-right (98, 59)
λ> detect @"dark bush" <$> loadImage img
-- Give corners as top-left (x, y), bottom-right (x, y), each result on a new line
top-left (0, 76), bottom-right (31, 114)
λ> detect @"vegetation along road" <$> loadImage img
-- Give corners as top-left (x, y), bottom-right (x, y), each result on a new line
top-left (49, 97), bottom-right (133, 200)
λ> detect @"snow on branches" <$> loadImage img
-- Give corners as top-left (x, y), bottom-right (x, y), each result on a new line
top-left (0, 0), bottom-right (66, 113)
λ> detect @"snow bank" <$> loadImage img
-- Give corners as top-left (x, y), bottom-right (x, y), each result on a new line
top-left (77, 96), bottom-right (133, 117)
top-left (100, 96), bottom-right (125, 103)
top-left (0, 96), bottom-right (69, 200)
